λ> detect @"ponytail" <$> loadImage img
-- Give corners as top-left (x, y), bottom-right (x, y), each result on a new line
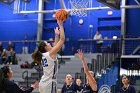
top-left (31, 41), bottom-right (47, 64)
top-left (32, 50), bottom-right (42, 64)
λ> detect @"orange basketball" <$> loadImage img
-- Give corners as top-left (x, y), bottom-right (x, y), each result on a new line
top-left (55, 9), bottom-right (68, 21)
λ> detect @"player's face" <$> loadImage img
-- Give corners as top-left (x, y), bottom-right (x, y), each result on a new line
top-left (122, 76), bottom-right (129, 85)
top-left (45, 41), bottom-right (52, 51)
top-left (66, 74), bottom-right (72, 83)
top-left (76, 79), bottom-right (82, 85)
top-left (96, 31), bottom-right (99, 35)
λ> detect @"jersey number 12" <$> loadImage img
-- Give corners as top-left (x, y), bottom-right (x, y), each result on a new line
top-left (42, 58), bottom-right (48, 67)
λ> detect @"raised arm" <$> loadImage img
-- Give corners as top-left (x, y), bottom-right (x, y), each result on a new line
top-left (49, 19), bottom-right (65, 58)
top-left (78, 49), bottom-right (97, 91)
top-left (54, 27), bottom-right (60, 46)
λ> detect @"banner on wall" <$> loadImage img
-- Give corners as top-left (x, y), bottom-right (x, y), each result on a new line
top-left (98, 85), bottom-right (111, 93)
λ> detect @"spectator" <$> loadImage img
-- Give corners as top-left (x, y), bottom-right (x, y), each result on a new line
top-left (60, 44), bottom-right (65, 56)
top-left (0, 66), bottom-right (38, 93)
top-left (20, 61), bottom-right (30, 68)
top-left (9, 47), bottom-right (16, 64)
top-left (94, 31), bottom-right (103, 53)
top-left (1, 49), bottom-right (9, 65)
top-left (20, 61), bottom-right (38, 69)
top-left (61, 74), bottom-right (82, 93)
top-left (7, 41), bottom-right (14, 51)
top-left (2, 48), bottom-right (16, 65)
top-left (22, 34), bottom-right (29, 54)
top-left (72, 46), bottom-right (75, 55)
top-left (120, 74), bottom-right (136, 93)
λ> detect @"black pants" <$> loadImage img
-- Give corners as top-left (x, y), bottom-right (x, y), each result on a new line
top-left (97, 43), bottom-right (103, 53)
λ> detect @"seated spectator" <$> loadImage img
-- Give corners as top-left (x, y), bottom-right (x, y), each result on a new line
top-left (9, 47), bottom-right (16, 64)
top-left (20, 61), bottom-right (31, 68)
top-left (0, 66), bottom-right (38, 93)
top-left (120, 74), bottom-right (136, 93)
top-left (61, 74), bottom-right (82, 93)
top-left (1, 49), bottom-right (9, 65)
top-left (20, 60), bottom-right (39, 69)
top-left (2, 48), bottom-right (16, 65)
top-left (7, 41), bottom-right (14, 51)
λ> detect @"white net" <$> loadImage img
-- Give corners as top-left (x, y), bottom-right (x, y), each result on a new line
top-left (70, 0), bottom-right (89, 17)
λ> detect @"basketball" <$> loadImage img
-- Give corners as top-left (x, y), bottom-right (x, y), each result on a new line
top-left (55, 9), bottom-right (68, 21)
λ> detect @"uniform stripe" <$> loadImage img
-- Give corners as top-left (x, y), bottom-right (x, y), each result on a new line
top-left (51, 82), bottom-right (54, 93)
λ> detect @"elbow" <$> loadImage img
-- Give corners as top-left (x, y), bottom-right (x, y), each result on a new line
top-left (91, 84), bottom-right (97, 91)
top-left (92, 82), bottom-right (97, 91)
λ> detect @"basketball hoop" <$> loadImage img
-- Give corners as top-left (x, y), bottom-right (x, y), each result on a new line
top-left (69, 0), bottom-right (89, 17)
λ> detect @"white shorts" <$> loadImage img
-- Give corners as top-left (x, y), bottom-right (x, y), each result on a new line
top-left (39, 79), bottom-right (57, 93)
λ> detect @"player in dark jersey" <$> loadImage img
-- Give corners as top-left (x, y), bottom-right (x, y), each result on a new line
top-left (0, 66), bottom-right (38, 93)
top-left (61, 74), bottom-right (82, 93)
top-left (120, 74), bottom-right (136, 93)
top-left (78, 49), bottom-right (97, 93)
top-left (82, 71), bottom-right (97, 93)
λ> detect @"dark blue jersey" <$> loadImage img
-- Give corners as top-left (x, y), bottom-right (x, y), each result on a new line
top-left (2, 78), bottom-right (34, 93)
top-left (61, 82), bottom-right (82, 93)
top-left (82, 84), bottom-right (97, 93)
top-left (120, 85), bottom-right (136, 93)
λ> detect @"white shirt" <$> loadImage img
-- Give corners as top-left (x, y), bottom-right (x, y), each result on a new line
top-left (94, 34), bottom-right (103, 44)
top-left (41, 52), bottom-right (58, 82)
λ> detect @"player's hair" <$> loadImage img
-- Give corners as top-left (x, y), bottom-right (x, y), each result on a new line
top-left (0, 66), bottom-right (10, 92)
top-left (32, 41), bottom-right (47, 64)
top-left (89, 71), bottom-right (95, 77)
top-left (121, 74), bottom-right (129, 79)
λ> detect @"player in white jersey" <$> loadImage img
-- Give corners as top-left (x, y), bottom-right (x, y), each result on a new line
top-left (32, 19), bottom-right (65, 93)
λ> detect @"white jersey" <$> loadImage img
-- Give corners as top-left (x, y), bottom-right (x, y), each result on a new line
top-left (39, 52), bottom-right (58, 93)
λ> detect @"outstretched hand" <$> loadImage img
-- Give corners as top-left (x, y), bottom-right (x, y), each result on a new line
top-left (31, 81), bottom-right (39, 89)
top-left (19, 86), bottom-right (26, 91)
top-left (54, 27), bottom-right (60, 35)
top-left (78, 49), bottom-right (84, 61)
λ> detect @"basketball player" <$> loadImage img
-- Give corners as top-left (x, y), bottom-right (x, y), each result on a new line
top-left (120, 74), bottom-right (136, 93)
top-left (61, 74), bottom-right (82, 93)
top-left (78, 49), bottom-right (97, 93)
top-left (0, 66), bottom-right (38, 93)
top-left (76, 78), bottom-right (82, 87)
top-left (32, 19), bottom-right (65, 93)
